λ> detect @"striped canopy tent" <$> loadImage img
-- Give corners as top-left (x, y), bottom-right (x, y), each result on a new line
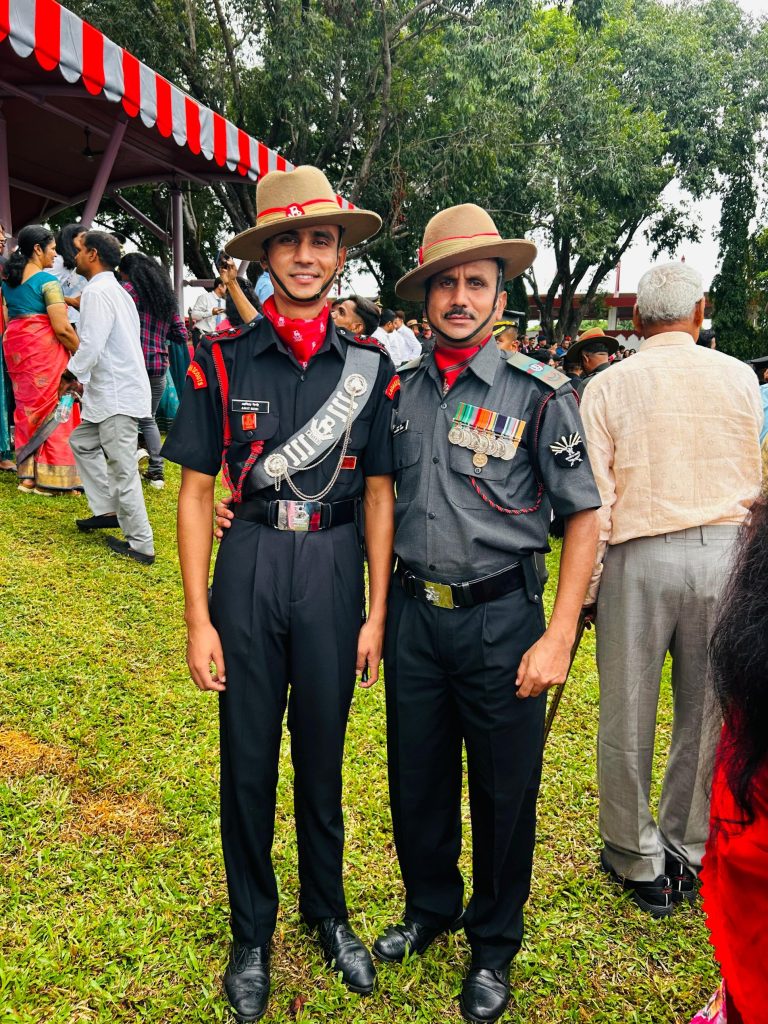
top-left (0, 0), bottom-right (354, 308)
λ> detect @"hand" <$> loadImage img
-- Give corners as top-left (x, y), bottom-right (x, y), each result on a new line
top-left (515, 629), bottom-right (573, 699)
top-left (218, 259), bottom-right (238, 287)
top-left (582, 604), bottom-right (596, 627)
top-left (356, 618), bottom-right (385, 689)
top-left (214, 495), bottom-right (234, 540)
top-left (186, 620), bottom-right (227, 692)
top-left (58, 374), bottom-right (82, 398)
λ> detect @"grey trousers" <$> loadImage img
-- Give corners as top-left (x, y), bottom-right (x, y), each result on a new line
top-left (70, 415), bottom-right (155, 556)
top-left (138, 373), bottom-right (167, 475)
top-left (596, 525), bottom-right (737, 881)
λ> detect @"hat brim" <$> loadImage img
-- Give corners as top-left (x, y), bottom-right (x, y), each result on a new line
top-left (395, 240), bottom-right (536, 301)
top-left (567, 335), bottom-right (619, 361)
top-left (225, 209), bottom-right (383, 260)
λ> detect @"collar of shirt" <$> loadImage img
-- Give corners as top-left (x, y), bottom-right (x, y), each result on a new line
top-left (426, 332), bottom-right (500, 391)
top-left (249, 315), bottom-right (345, 362)
top-left (638, 330), bottom-right (696, 351)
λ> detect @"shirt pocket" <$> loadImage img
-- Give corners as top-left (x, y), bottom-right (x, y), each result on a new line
top-left (448, 443), bottom-right (538, 511)
top-left (394, 431), bottom-right (422, 504)
top-left (228, 410), bottom-right (280, 446)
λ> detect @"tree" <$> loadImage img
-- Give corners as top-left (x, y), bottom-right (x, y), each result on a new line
top-left (516, 0), bottom-right (765, 342)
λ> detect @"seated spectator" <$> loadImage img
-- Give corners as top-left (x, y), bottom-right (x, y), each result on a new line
top-left (190, 278), bottom-right (226, 340)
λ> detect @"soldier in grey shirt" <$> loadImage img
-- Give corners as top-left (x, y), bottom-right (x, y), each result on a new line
top-left (372, 204), bottom-right (601, 1024)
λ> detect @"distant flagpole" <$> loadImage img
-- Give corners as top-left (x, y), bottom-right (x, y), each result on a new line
top-left (613, 261), bottom-right (621, 298)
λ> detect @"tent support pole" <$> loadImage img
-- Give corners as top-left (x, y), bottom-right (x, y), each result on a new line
top-left (0, 108), bottom-right (12, 235)
top-left (81, 119), bottom-right (128, 227)
top-left (171, 187), bottom-right (184, 315)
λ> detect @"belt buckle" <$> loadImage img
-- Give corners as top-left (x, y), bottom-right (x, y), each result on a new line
top-left (276, 500), bottom-right (321, 531)
top-left (422, 580), bottom-right (455, 609)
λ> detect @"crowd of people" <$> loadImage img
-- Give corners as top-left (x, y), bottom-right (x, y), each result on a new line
top-left (2, 165), bottom-right (768, 1024)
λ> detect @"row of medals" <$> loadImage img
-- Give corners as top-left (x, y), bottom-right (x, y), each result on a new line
top-left (447, 423), bottom-right (517, 468)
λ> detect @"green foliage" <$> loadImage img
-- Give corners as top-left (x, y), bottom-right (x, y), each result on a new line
top-left (0, 471), bottom-right (720, 1022)
top-left (711, 170), bottom-right (760, 360)
top-left (57, 0), bottom-right (768, 314)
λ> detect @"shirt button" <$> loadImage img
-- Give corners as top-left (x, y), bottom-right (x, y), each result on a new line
top-left (440, 402), bottom-right (447, 410)
top-left (428, 512), bottom-right (436, 519)
top-left (432, 456), bottom-right (439, 464)
top-left (474, 467), bottom-right (482, 475)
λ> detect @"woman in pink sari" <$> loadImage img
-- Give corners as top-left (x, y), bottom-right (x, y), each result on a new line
top-left (2, 225), bottom-right (81, 493)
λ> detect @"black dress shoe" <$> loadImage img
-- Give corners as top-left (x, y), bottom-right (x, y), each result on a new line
top-left (223, 942), bottom-right (270, 1023)
top-left (105, 535), bottom-right (156, 564)
top-left (460, 967), bottom-right (510, 1024)
top-left (600, 850), bottom-right (674, 917)
top-left (76, 513), bottom-right (119, 531)
top-left (373, 916), bottom-right (463, 963)
top-left (315, 918), bottom-right (376, 994)
top-left (665, 855), bottom-right (698, 904)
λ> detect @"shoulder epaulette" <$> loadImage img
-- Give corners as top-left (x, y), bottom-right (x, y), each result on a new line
top-left (340, 328), bottom-right (389, 355)
top-left (201, 320), bottom-right (258, 347)
top-left (506, 352), bottom-right (570, 390)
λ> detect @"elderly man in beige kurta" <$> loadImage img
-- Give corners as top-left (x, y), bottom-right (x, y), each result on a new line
top-left (580, 262), bottom-right (762, 917)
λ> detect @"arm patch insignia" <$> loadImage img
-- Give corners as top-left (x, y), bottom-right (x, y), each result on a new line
top-left (187, 360), bottom-right (208, 390)
top-left (385, 374), bottom-right (401, 400)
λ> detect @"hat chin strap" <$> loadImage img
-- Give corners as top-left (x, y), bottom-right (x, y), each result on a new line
top-left (265, 261), bottom-right (339, 306)
top-left (427, 262), bottom-right (503, 347)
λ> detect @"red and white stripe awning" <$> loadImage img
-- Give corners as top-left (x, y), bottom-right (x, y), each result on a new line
top-left (0, 0), bottom-right (355, 208)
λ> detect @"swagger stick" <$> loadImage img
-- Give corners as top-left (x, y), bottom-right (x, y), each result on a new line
top-left (543, 609), bottom-right (594, 746)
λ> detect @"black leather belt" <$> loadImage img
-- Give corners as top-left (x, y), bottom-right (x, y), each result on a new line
top-left (397, 561), bottom-right (525, 609)
top-left (234, 497), bottom-right (359, 532)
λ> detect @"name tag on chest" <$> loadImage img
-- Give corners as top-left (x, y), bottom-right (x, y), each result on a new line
top-left (231, 399), bottom-right (270, 414)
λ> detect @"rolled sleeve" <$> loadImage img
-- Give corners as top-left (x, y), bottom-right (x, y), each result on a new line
top-left (537, 386), bottom-right (601, 518)
top-left (580, 385), bottom-right (617, 602)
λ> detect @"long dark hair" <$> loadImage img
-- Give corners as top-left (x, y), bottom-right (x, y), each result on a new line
top-left (119, 252), bottom-right (177, 322)
top-left (56, 222), bottom-right (86, 271)
top-left (709, 497), bottom-right (768, 823)
top-left (5, 225), bottom-right (54, 288)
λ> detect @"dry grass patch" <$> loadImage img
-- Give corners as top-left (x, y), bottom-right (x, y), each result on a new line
top-left (0, 727), bottom-right (75, 781)
top-left (63, 791), bottom-right (169, 844)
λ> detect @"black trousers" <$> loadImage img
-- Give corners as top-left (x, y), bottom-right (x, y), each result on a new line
top-left (384, 574), bottom-right (546, 969)
top-left (210, 518), bottom-right (364, 946)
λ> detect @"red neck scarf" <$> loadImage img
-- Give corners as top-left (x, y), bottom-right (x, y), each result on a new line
top-left (262, 295), bottom-right (330, 367)
top-left (433, 334), bottom-right (492, 392)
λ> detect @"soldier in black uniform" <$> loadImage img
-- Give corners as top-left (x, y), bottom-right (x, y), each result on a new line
top-left (371, 205), bottom-right (601, 1024)
top-left (163, 166), bottom-right (396, 1023)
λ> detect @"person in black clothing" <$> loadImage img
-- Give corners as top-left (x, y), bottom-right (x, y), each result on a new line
top-left (162, 165), bottom-right (395, 1023)
top-left (567, 328), bottom-right (618, 386)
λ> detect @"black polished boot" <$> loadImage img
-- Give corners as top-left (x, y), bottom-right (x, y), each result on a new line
top-left (223, 941), bottom-right (270, 1023)
top-left (460, 966), bottom-right (511, 1024)
top-left (373, 915), bottom-right (463, 963)
top-left (315, 918), bottom-right (376, 994)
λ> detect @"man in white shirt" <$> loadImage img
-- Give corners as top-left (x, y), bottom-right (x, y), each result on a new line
top-left (190, 278), bottom-right (227, 336)
top-left (393, 310), bottom-right (422, 363)
top-left (580, 262), bottom-right (762, 916)
top-left (61, 231), bottom-right (155, 564)
top-left (373, 308), bottom-right (403, 363)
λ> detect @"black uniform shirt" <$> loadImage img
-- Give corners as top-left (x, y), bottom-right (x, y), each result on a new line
top-left (162, 317), bottom-right (396, 500)
top-left (392, 340), bottom-right (601, 580)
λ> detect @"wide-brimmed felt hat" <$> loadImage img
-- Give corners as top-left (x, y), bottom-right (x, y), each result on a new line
top-left (395, 204), bottom-right (536, 301)
top-left (566, 327), bottom-right (619, 363)
top-left (226, 165), bottom-right (382, 260)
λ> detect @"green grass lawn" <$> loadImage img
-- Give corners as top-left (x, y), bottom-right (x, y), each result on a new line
top-left (0, 463), bottom-right (718, 1023)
